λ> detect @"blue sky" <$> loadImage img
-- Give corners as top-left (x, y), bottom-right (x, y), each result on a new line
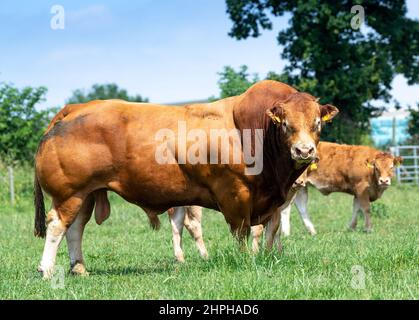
top-left (0, 0), bottom-right (418, 109)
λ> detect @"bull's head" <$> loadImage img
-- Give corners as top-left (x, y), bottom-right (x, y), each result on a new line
top-left (366, 153), bottom-right (403, 187)
top-left (266, 93), bottom-right (339, 165)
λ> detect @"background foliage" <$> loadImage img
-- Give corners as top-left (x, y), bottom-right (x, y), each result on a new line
top-left (67, 83), bottom-right (148, 104)
top-left (0, 84), bottom-right (53, 164)
top-left (226, 0), bottom-right (419, 144)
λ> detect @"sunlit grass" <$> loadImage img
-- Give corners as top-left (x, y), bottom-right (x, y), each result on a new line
top-left (0, 176), bottom-right (417, 299)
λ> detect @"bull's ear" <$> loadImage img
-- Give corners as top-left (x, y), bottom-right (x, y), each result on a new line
top-left (394, 156), bottom-right (403, 167)
top-left (266, 106), bottom-right (282, 126)
top-left (320, 104), bottom-right (339, 123)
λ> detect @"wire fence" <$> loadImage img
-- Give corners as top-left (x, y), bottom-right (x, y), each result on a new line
top-left (0, 166), bottom-right (15, 205)
top-left (390, 145), bottom-right (419, 185)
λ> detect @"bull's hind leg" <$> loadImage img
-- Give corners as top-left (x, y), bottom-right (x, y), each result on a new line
top-left (170, 207), bottom-right (186, 262)
top-left (38, 196), bottom-right (83, 279)
top-left (66, 194), bottom-right (94, 276)
top-left (184, 206), bottom-right (208, 260)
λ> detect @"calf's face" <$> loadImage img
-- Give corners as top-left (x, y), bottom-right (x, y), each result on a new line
top-left (267, 93), bottom-right (339, 164)
top-left (368, 153), bottom-right (403, 187)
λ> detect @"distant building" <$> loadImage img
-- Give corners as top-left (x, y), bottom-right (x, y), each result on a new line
top-left (371, 109), bottom-right (411, 146)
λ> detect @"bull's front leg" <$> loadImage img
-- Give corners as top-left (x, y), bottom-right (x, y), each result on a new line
top-left (265, 209), bottom-right (281, 250)
top-left (221, 201), bottom-right (252, 249)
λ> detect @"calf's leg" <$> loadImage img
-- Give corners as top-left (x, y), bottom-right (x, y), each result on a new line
top-left (357, 193), bottom-right (372, 232)
top-left (170, 207), bottom-right (186, 262)
top-left (280, 204), bottom-right (292, 237)
top-left (251, 225), bottom-right (263, 253)
top-left (294, 187), bottom-right (316, 235)
top-left (348, 197), bottom-right (361, 231)
top-left (184, 206), bottom-right (208, 260)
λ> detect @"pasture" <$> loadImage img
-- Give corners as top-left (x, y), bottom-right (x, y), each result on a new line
top-left (0, 167), bottom-right (417, 299)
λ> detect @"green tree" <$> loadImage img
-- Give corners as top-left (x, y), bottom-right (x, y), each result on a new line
top-left (67, 83), bottom-right (148, 104)
top-left (226, 0), bottom-right (419, 143)
top-left (0, 84), bottom-right (52, 164)
top-left (218, 65), bottom-right (259, 98)
top-left (407, 104), bottom-right (419, 143)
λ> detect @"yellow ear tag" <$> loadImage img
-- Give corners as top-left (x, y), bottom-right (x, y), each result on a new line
top-left (366, 162), bottom-right (374, 169)
top-left (395, 163), bottom-right (401, 168)
top-left (272, 115), bottom-right (281, 125)
top-left (310, 163), bottom-right (318, 170)
top-left (322, 114), bottom-right (331, 122)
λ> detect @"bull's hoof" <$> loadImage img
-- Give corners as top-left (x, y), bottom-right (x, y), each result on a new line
top-left (347, 226), bottom-right (357, 232)
top-left (38, 265), bottom-right (55, 280)
top-left (70, 263), bottom-right (89, 276)
top-left (200, 252), bottom-right (209, 260)
top-left (363, 228), bottom-right (373, 234)
top-left (308, 229), bottom-right (317, 236)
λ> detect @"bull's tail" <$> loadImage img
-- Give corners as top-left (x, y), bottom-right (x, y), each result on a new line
top-left (34, 173), bottom-right (46, 238)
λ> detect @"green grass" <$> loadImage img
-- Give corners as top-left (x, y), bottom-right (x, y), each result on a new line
top-left (0, 173), bottom-right (418, 299)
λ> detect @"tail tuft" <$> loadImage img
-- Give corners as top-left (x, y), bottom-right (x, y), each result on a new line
top-left (34, 174), bottom-right (46, 238)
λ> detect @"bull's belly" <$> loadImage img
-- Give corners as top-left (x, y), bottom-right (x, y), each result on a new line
top-left (107, 171), bottom-right (218, 213)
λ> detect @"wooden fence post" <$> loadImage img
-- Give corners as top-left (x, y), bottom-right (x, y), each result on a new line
top-left (8, 166), bottom-right (15, 205)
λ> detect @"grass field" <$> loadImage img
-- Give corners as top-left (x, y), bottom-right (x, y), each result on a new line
top-left (0, 168), bottom-right (418, 299)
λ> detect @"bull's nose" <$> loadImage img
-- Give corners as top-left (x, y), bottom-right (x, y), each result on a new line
top-left (293, 144), bottom-right (316, 160)
top-left (379, 178), bottom-right (391, 186)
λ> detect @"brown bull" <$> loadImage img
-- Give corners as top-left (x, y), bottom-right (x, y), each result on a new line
top-left (34, 80), bottom-right (338, 278)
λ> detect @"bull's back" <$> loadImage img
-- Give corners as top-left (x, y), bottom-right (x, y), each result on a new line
top-left (35, 100), bottom-right (236, 209)
top-left (36, 102), bottom-right (184, 197)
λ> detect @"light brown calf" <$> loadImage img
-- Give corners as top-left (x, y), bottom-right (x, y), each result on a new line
top-left (279, 142), bottom-right (403, 236)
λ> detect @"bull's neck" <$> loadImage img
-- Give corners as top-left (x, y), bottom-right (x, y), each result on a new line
top-left (260, 131), bottom-right (306, 205)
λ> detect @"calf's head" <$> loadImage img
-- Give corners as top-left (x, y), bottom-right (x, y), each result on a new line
top-left (266, 93), bottom-right (338, 164)
top-left (367, 153), bottom-right (403, 187)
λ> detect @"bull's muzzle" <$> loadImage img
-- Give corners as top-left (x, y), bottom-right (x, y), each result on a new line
top-left (291, 143), bottom-right (316, 163)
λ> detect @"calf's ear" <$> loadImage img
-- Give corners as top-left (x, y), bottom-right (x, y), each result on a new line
top-left (365, 159), bottom-right (375, 169)
top-left (393, 156), bottom-right (403, 167)
top-left (266, 105), bottom-right (283, 126)
top-left (320, 104), bottom-right (339, 122)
